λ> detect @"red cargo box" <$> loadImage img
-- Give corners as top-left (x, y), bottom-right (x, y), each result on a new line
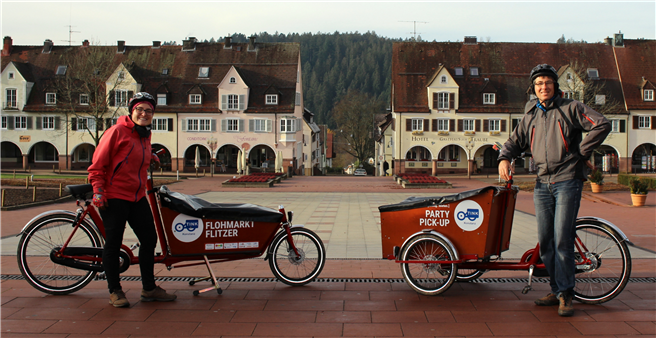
top-left (379, 186), bottom-right (517, 259)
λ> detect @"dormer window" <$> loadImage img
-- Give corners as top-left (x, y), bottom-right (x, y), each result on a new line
top-left (595, 94), bottom-right (606, 105)
top-left (470, 67), bottom-right (479, 77)
top-left (483, 93), bottom-right (495, 105)
top-left (229, 77), bottom-right (236, 84)
top-left (79, 94), bottom-right (89, 105)
top-left (56, 65), bottom-right (67, 75)
top-left (46, 92), bottom-right (56, 105)
top-left (266, 94), bottom-right (278, 105)
top-left (162, 69), bottom-right (169, 75)
top-left (644, 89), bottom-right (654, 101)
top-left (587, 68), bottom-right (599, 79)
top-left (454, 67), bottom-right (463, 76)
top-left (157, 94), bottom-right (167, 106)
top-left (198, 67), bottom-right (209, 78)
top-left (189, 94), bottom-right (202, 104)
top-left (440, 75), bottom-right (447, 84)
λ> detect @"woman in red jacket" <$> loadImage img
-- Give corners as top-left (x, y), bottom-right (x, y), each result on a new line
top-left (88, 92), bottom-right (176, 308)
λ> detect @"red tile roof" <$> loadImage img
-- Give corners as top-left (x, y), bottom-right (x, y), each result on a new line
top-left (613, 39), bottom-right (656, 110)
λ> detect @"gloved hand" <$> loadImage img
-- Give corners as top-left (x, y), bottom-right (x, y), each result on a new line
top-left (92, 188), bottom-right (107, 210)
top-left (151, 153), bottom-right (161, 170)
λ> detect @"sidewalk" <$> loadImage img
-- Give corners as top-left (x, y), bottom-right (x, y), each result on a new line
top-left (2, 175), bottom-right (655, 337)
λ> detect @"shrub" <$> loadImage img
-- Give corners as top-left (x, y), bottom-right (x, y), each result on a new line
top-left (628, 177), bottom-right (649, 195)
top-left (587, 168), bottom-right (604, 185)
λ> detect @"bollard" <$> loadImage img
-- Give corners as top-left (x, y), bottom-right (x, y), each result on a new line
top-left (203, 169), bottom-right (206, 176)
top-left (176, 170), bottom-right (179, 181)
top-left (25, 177), bottom-right (29, 188)
top-left (13, 170), bottom-right (16, 178)
top-left (53, 165), bottom-right (56, 173)
top-left (1, 189), bottom-right (4, 207)
top-left (85, 177), bottom-right (88, 184)
top-left (33, 186), bottom-right (37, 202)
top-left (59, 183), bottom-right (63, 197)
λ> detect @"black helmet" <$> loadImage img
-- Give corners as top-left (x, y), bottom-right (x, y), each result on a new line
top-left (128, 92), bottom-right (156, 113)
top-left (530, 64), bottom-right (558, 83)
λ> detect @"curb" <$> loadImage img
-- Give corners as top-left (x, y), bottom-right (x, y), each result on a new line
top-left (581, 191), bottom-right (629, 207)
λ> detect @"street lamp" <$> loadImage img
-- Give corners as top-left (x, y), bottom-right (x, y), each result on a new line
top-left (207, 137), bottom-right (217, 177)
top-left (465, 137), bottom-right (475, 179)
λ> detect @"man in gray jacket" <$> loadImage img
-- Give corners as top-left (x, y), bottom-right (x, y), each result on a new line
top-left (498, 64), bottom-right (611, 316)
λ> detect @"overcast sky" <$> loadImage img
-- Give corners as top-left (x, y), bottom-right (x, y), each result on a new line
top-left (2, 1), bottom-right (655, 46)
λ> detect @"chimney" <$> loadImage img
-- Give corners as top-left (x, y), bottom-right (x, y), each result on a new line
top-left (248, 35), bottom-right (257, 51)
top-left (2, 36), bottom-right (12, 56)
top-left (152, 41), bottom-right (161, 48)
top-left (464, 36), bottom-right (477, 45)
top-left (604, 36), bottom-right (613, 46)
top-left (613, 32), bottom-right (624, 47)
top-left (182, 37), bottom-right (196, 51)
top-left (117, 40), bottom-right (125, 53)
top-left (82, 39), bottom-right (90, 47)
top-left (42, 39), bottom-right (53, 54)
top-left (224, 36), bottom-right (232, 48)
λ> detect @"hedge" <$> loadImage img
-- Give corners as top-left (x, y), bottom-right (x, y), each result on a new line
top-left (617, 174), bottom-right (656, 190)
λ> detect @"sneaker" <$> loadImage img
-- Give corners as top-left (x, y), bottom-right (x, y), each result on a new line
top-left (109, 289), bottom-right (130, 308)
top-left (140, 286), bottom-right (177, 302)
top-left (534, 293), bottom-right (559, 306)
top-left (558, 292), bottom-right (574, 317)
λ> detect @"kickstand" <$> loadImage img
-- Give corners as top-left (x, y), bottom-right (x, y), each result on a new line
top-left (522, 265), bottom-right (535, 294)
top-left (191, 255), bottom-right (223, 296)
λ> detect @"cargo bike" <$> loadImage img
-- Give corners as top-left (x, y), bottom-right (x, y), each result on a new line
top-left (16, 172), bottom-right (326, 296)
top-left (379, 155), bottom-right (632, 304)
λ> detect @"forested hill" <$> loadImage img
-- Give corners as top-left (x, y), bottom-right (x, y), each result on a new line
top-left (191, 32), bottom-right (402, 127)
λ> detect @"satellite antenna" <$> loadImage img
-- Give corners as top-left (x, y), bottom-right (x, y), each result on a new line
top-left (62, 25), bottom-right (81, 46)
top-left (399, 21), bottom-right (428, 40)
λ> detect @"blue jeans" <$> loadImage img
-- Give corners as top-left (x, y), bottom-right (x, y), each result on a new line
top-left (534, 179), bottom-right (583, 295)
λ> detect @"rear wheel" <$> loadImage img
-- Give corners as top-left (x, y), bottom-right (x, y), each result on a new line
top-left (400, 235), bottom-right (457, 296)
top-left (573, 221), bottom-right (631, 304)
top-left (456, 269), bottom-right (485, 282)
top-left (269, 228), bottom-right (325, 286)
top-left (17, 214), bottom-right (102, 295)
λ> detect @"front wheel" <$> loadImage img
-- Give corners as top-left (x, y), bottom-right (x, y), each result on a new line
top-left (456, 268), bottom-right (486, 282)
top-left (269, 228), bottom-right (326, 286)
top-left (573, 220), bottom-right (631, 304)
top-left (400, 234), bottom-right (457, 296)
top-left (17, 213), bottom-right (102, 295)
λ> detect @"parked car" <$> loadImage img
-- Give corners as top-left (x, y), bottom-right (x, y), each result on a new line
top-left (354, 168), bottom-right (367, 176)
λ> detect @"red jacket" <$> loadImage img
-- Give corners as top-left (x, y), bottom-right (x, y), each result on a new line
top-left (88, 116), bottom-right (152, 202)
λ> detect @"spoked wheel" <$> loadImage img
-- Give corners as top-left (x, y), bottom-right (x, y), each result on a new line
top-left (573, 220), bottom-right (631, 304)
top-left (400, 234), bottom-right (457, 296)
top-left (17, 214), bottom-right (102, 295)
top-left (269, 228), bottom-right (326, 286)
top-left (456, 268), bottom-right (486, 282)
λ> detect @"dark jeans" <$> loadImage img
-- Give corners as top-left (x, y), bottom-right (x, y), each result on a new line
top-left (100, 197), bottom-right (157, 293)
top-left (534, 179), bottom-right (583, 296)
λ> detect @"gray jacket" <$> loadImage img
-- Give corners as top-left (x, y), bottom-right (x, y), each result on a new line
top-left (498, 95), bottom-right (611, 183)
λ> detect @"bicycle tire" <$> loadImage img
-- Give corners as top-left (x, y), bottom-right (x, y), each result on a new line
top-left (456, 268), bottom-right (486, 282)
top-left (269, 228), bottom-right (326, 286)
top-left (573, 220), bottom-right (631, 304)
top-left (17, 213), bottom-right (102, 295)
top-left (400, 234), bottom-right (457, 296)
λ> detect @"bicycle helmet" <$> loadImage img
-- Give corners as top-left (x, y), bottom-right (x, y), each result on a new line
top-left (529, 64), bottom-right (560, 95)
top-left (128, 92), bottom-right (157, 114)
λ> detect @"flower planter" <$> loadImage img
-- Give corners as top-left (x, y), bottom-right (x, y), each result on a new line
top-left (631, 194), bottom-right (647, 207)
top-left (590, 183), bottom-right (603, 193)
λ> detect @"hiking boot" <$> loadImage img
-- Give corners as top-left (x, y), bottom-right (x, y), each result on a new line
top-left (534, 293), bottom-right (559, 306)
top-left (140, 286), bottom-right (177, 302)
top-left (109, 289), bottom-right (130, 308)
top-left (558, 292), bottom-right (574, 317)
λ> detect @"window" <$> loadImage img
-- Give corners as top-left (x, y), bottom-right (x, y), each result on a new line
top-left (76, 117), bottom-right (95, 131)
top-left (435, 92), bottom-right (450, 110)
top-left (440, 75), bottom-right (447, 84)
top-left (587, 68), bottom-right (599, 79)
top-left (198, 67), bottom-right (209, 78)
top-left (489, 119), bottom-right (501, 132)
top-left (645, 89), bottom-right (654, 101)
top-left (186, 118), bottom-right (212, 131)
top-left (227, 94), bottom-right (239, 110)
top-left (281, 118), bottom-right (296, 133)
top-left (8, 72), bottom-right (14, 79)
top-left (436, 119), bottom-right (449, 132)
top-left (46, 92), bottom-right (56, 105)
top-left (6, 89), bottom-right (17, 108)
top-left (1, 116), bottom-right (7, 129)
top-left (226, 119), bottom-right (239, 132)
top-left (79, 94), bottom-right (89, 105)
top-left (638, 116), bottom-right (651, 129)
top-left (564, 91), bottom-right (575, 99)
top-left (117, 71), bottom-right (125, 80)
top-left (229, 77), bottom-right (236, 83)
top-left (114, 90), bottom-right (128, 107)
top-left (253, 119), bottom-right (268, 132)
top-left (14, 116), bottom-right (27, 129)
top-left (611, 119), bottom-right (621, 133)
top-left (189, 94), bottom-right (202, 104)
top-left (34, 142), bottom-right (58, 161)
top-left (266, 94), bottom-right (278, 105)
top-left (470, 67), bottom-right (479, 76)
top-left (595, 95), bottom-right (606, 105)
top-left (483, 93), bottom-right (495, 105)
top-left (463, 119), bottom-right (475, 132)
top-left (157, 94), bottom-right (167, 106)
top-left (56, 65), bottom-right (67, 75)
top-left (152, 118), bottom-right (168, 131)
top-left (454, 67), bottom-right (463, 76)
top-left (438, 145), bottom-right (460, 161)
top-left (42, 116), bottom-right (55, 130)
top-left (161, 69), bottom-right (169, 75)
top-left (411, 118), bottom-right (423, 131)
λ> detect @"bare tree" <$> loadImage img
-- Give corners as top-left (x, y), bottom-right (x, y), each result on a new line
top-left (332, 91), bottom-right (385, 168)
top-left (52, 45), bottom-right (126, 146)
top-left (559, 61), bottom-right (623, 116)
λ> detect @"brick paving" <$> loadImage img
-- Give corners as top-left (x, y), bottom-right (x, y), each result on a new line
top-left (1, 174), bottom-right (654, 337)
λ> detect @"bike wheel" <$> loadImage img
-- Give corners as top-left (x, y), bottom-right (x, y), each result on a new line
top-left (17, 213), bottom-right (102, 295)
top-left (400, 234), bottom-right (457, 296)
top-left (456, 268), bottom-right (486, 282)
top-left (573, 220), bottom-right (631, 304)
top-left (269, 228), bottom-right (325, 286)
